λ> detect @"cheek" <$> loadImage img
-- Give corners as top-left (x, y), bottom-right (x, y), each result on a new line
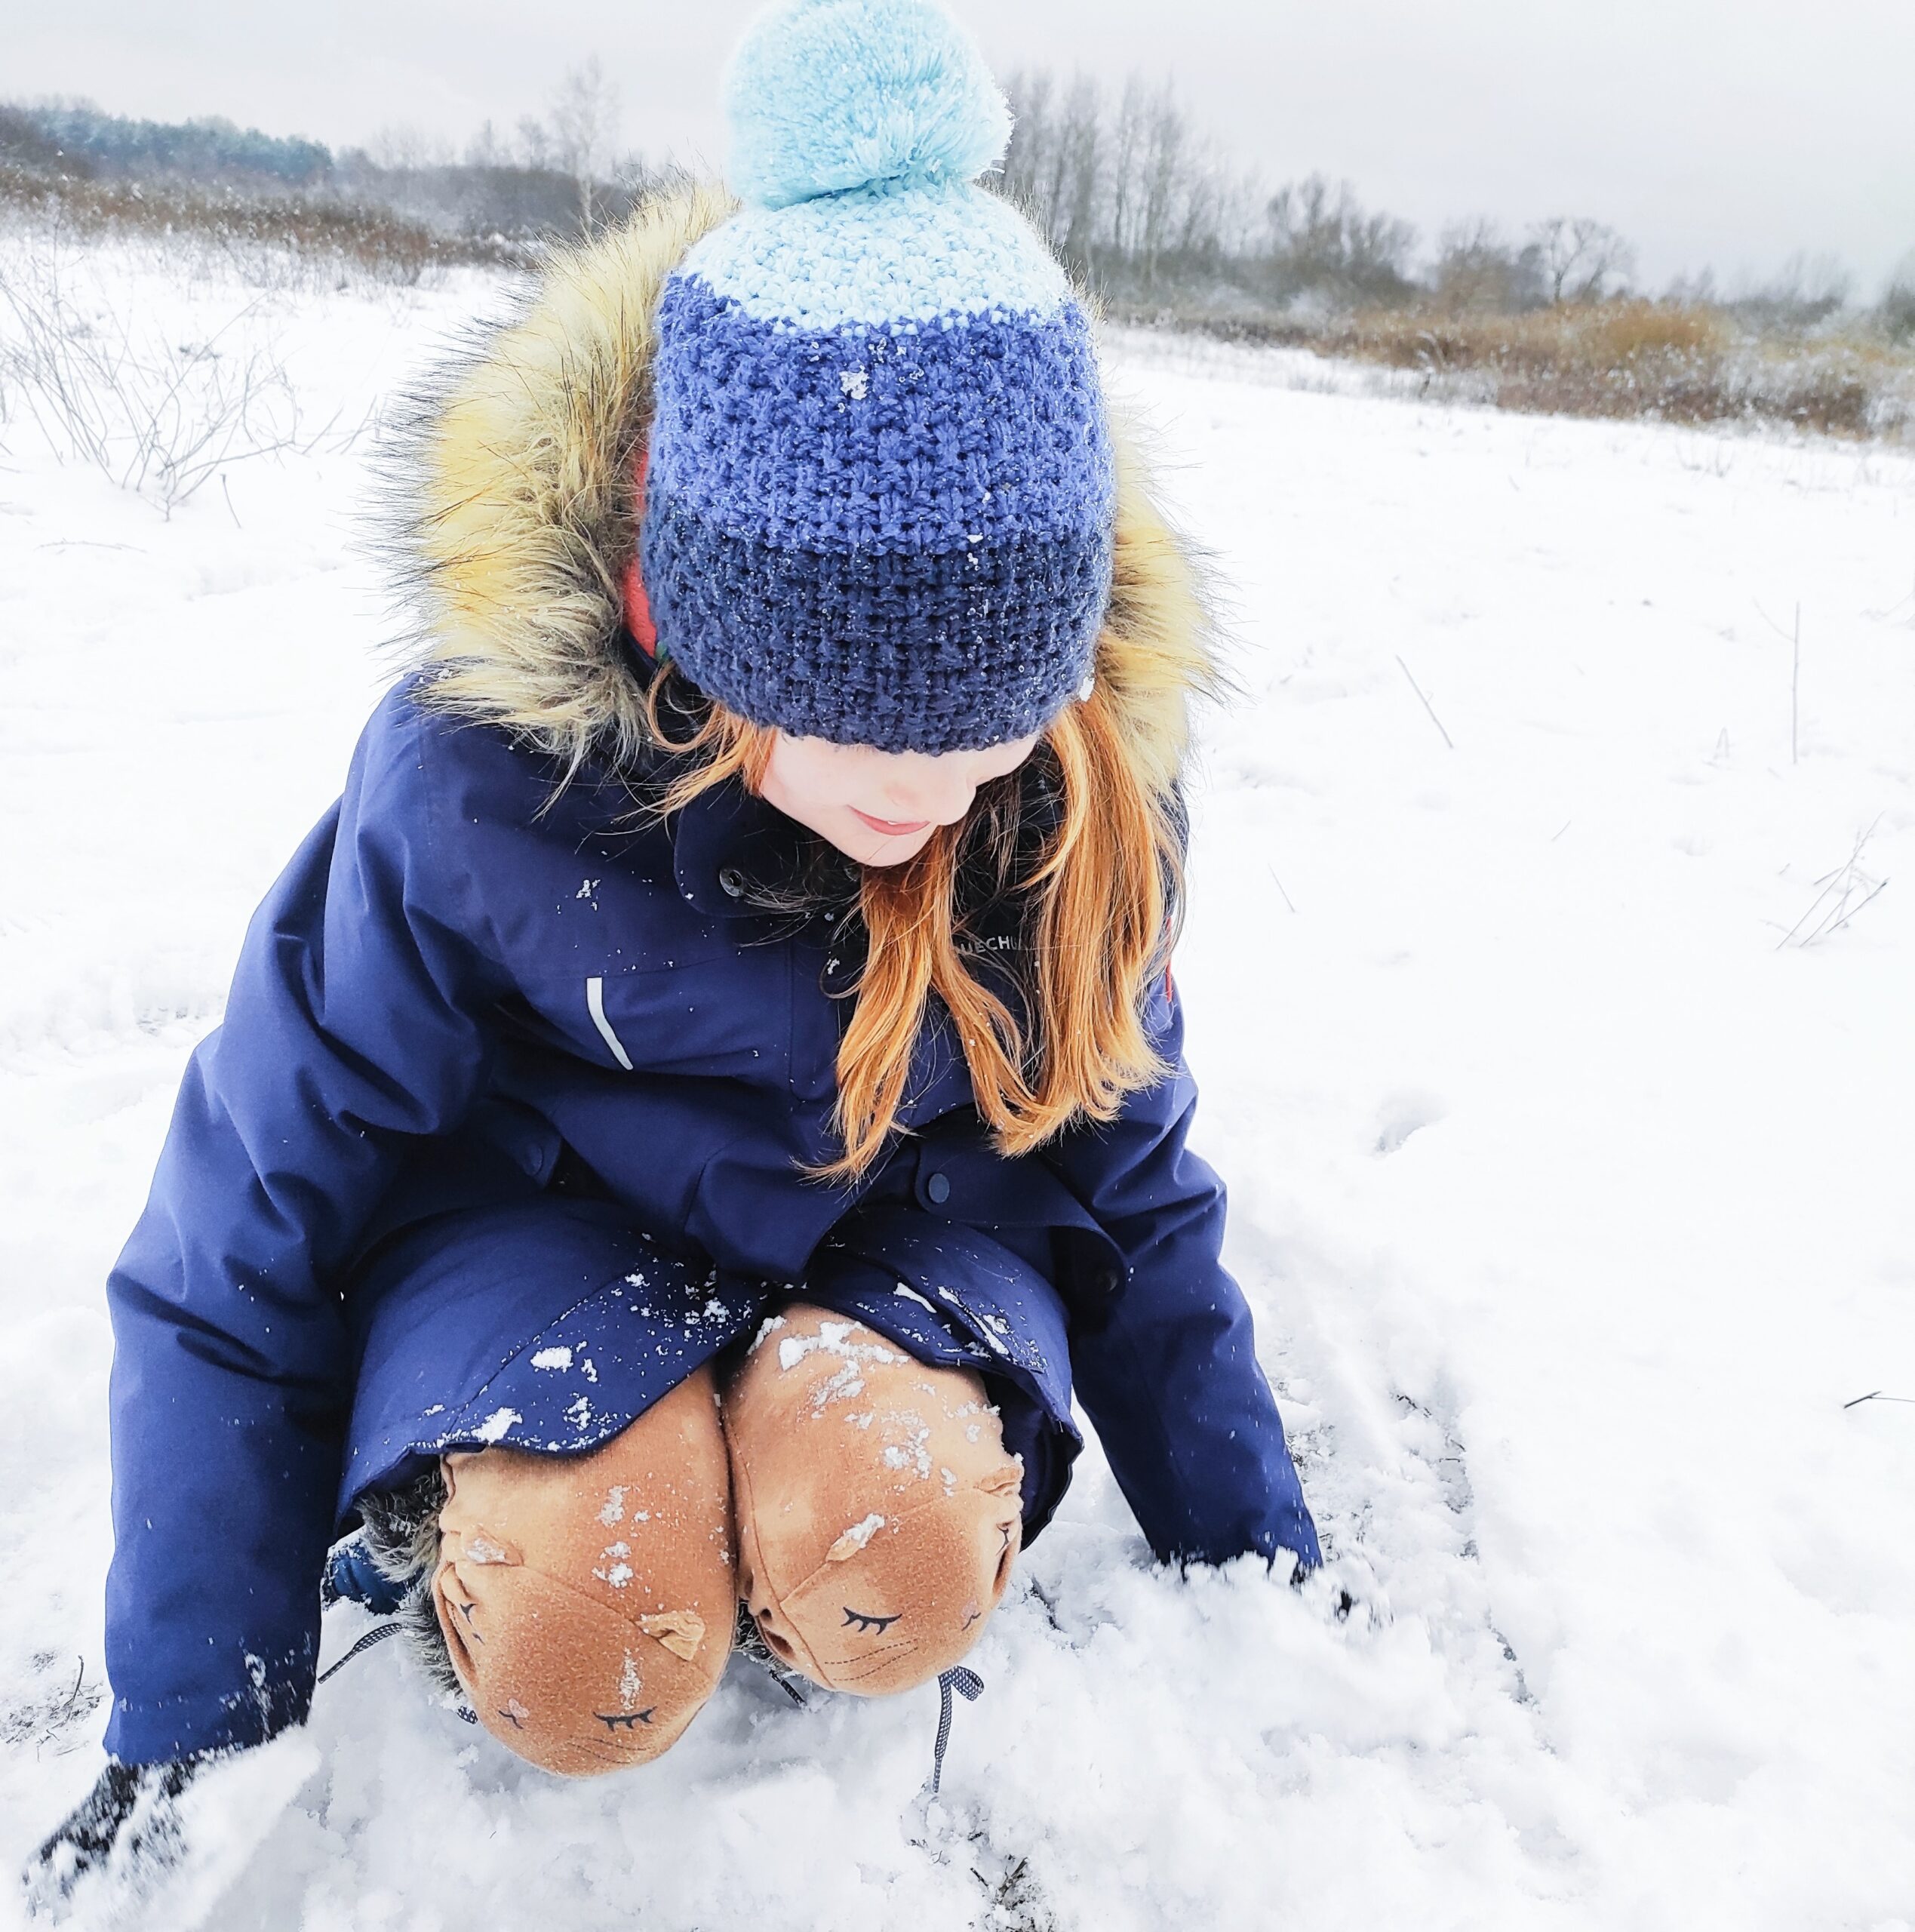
top-left (763, 740), bottom-right (852, 818)
top-left (758, 749), bottom-right (876, 860)
top-left (757, 749), bottom-right (806, 822)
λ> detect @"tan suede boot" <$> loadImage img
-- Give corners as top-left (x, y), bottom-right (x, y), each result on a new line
top-left (723, 1305), bottom-right (1024, 1697)
top-left (432, 1365), bottom-right (735, 1775)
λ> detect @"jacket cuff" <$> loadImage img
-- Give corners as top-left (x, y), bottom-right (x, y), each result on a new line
top-left (103, 1662), bottom-right (311, 1767)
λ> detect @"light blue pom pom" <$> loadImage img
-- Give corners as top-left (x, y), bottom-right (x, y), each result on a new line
top-left (725, 0), bottom-right (1013, 210)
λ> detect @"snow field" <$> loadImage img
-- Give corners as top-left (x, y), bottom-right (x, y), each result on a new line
top-left (1147, 354), bottom-right (1915, 1926)
top-left (0, 244), bottom-right (1910, 1930)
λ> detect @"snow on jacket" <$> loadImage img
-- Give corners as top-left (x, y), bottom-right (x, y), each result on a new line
top-left (102, 186), bottom-right (1320, 1766)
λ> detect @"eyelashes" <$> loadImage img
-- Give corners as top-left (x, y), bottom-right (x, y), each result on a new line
top-left (595, 1709), bottom-right (656, 1730)
top-left (841, 1607), bottom-right (900, 1635)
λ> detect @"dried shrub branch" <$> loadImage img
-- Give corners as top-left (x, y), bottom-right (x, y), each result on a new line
top-left (0, 241), bottom-right (306, 514)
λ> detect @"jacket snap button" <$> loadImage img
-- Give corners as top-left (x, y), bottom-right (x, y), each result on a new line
top-left (925, 1171), bottom-right (951, 1205)
top-left (718, 866), bottom-right (747, 899)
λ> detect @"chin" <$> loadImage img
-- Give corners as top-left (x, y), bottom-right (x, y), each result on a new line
top-left (841, 823), bottom-right (936, 869)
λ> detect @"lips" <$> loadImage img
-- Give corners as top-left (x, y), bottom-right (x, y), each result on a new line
top-left (850, 808), bottom-right (930, 838)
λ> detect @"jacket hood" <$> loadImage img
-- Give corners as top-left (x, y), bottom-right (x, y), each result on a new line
top-left (389, 184), bottom-right (1221, 795)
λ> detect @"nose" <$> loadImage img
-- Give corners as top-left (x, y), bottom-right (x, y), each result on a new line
top-left (879, 756), bottom-right (974, 826)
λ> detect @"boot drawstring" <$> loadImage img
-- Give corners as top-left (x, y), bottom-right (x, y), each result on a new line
top-left (923, 1666), bottom-right (985, 1802)
top-left (316, 1620), bottom-right (404, 1684)
top-left (318, 1611), bottom-right (481, 1723)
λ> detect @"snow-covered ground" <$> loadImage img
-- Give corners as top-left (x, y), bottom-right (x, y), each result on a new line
top-left (2, 244), bottom-right (1910, 1931)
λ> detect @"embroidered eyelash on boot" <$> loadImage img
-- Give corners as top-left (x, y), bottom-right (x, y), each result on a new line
top-left (841, 1607), bottom-right (900, 1635)
top-left (595, 1709), bottom-right (656, 1730)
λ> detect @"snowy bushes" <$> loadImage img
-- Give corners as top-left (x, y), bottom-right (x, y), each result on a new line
top-left (1329, 303), bottom-right (1906, 438)
top-left (1148, 300), bottom-right (1915, 442)
top-left (0, 163), bottom-right (487, 293)
top-left (0, 240), bottom-right (306, 515)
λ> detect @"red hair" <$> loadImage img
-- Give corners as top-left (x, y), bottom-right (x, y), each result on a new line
top-left (646, 670), bottom-right (1182, 1182)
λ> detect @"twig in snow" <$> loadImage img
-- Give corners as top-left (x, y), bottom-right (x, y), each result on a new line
top-left (1774, 819), bottom-right (1889, 949)
top-left (1843, 1392), bottom-right (1915, 1409)
top-left (1266, 863), bottom-right (1298, 913)
top-left (1394, 655), bottom-right (1455, 749)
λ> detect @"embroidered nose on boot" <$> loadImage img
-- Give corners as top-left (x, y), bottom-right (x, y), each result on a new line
top-left (722, 1307), bottom-right (1024, 1697)
top-left (432, 1367), bottom-right (736, 1775)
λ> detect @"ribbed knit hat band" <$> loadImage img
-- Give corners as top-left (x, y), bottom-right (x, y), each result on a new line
top-left (639, 0), bottom-right (1117, 754)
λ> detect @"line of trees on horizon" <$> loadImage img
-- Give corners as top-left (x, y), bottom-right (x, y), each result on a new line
top-left (3, 68), bottom-right (1910, 342)
top-left (0, 62), bottom-right (664, 251)
top-left (997, 71), bottom-right (1903, 335)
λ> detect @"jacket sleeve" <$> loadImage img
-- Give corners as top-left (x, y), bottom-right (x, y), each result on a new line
top-left (1047, 977), bottom-right (1321, 1574)
top-left (103, 688), bottom-right (505, 1764)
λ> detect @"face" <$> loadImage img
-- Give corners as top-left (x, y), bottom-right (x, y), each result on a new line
top-left (758, 729), bottom-right (1041, 867)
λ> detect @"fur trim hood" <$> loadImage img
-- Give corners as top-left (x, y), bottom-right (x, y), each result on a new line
top-left (391, 185), bottom-right (1219, 793)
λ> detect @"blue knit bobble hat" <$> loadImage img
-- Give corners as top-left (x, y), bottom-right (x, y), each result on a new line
top-left (640, 0), bottom-right (1117, 754)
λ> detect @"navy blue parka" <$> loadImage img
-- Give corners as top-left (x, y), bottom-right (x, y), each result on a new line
top-left (101, 191), bottom-right (1320, 1767)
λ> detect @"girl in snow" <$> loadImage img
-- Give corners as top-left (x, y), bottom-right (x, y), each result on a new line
top-left (32, 0), bottom-right (1317, 1902)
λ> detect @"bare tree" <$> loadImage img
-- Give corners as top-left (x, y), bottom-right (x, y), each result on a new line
top-left (1881, 251), bottom-right (1915, 345)
top-left (1661, 265), bottom-right (1719, 306)
top-left (1532, 216), bottom-right (1636, 304)
top-left (515, 114), bottom-right (552, 172)
top-left (1002, 66), bottom-right (1084, 249)
top-left (367, 125), bottom-right (450, 173)
top-left (521, 57), bottom-right (621, 231)
top-left (1133, 81), bottom-right (1187, 294)
top-left (463, 121), bottom-right (510, 169)
top-left (1732, 251), bottom-right (1852, 329)
top-left (1432, 218), bottom-right (1546, 314)
top-left (1267, 175), bottom-right (1417, 308)
top-left (1106, 78), bottom-right (1143, 263)
top-left (1056, 75), bottom-right (1103, 274)
top-left (1003, 69), bottom-right (1265, 302)
top-left (999, 68), bottom-right (1050, 212)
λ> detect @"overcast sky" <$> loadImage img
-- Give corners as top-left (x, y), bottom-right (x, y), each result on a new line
top-left (8, 0), bottom-right (1913, 292)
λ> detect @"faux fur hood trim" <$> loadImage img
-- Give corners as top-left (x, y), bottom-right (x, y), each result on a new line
top-left (355, 1467), bottom-right (462, 1699)
top-left (389, 184), bottom-right (1221, 795)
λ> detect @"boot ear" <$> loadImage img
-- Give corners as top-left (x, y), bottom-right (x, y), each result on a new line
top-left (967, 1481), bottom-right (1023, 1605)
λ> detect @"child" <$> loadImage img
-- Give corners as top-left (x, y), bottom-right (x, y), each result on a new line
top-left (30, 0), bottom-right (1318, 1903)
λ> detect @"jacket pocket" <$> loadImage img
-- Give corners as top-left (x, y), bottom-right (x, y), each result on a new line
top-left (528, 952), bottom-right (793, 1083)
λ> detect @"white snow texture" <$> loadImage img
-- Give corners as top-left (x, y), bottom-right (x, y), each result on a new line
top-left (0, 242), bottom-right (1910, 1930)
